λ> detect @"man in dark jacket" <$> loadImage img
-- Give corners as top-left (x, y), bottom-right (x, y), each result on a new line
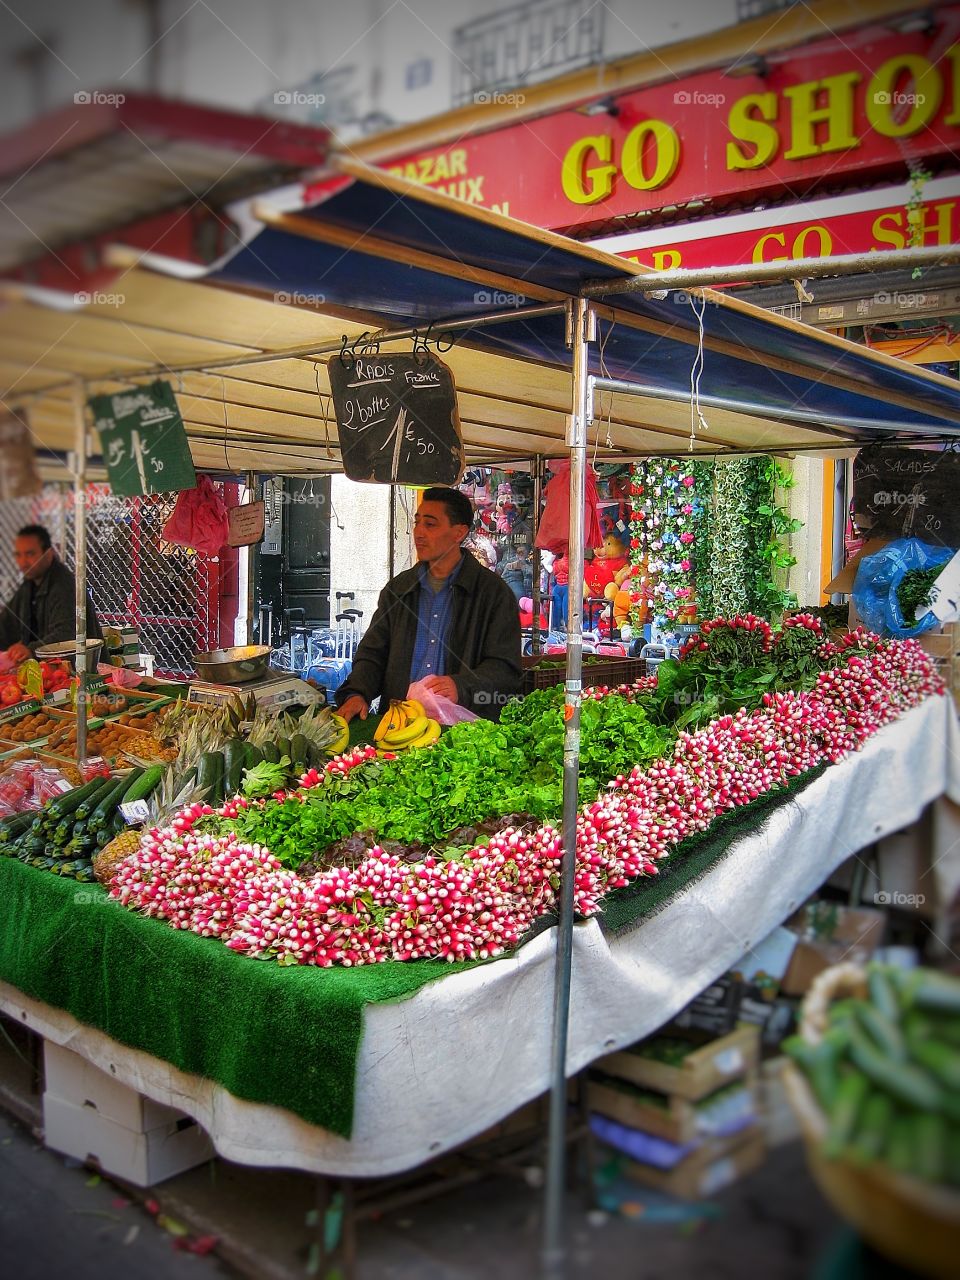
top-left (336, 488), bottom-right (521, 722)
top-left (0, 525), bottom-right (102, 663)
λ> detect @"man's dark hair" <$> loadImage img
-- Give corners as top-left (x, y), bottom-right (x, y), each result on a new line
top-left (17, 524), bottom-right (51, 551)
top-left (422, 487), bottom-right (474, 531)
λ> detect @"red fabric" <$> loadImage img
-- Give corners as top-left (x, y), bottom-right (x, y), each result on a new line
top-left (534, 459), bottom-right (603, 555)
top-left (161, 475), bottom-right (229, 555)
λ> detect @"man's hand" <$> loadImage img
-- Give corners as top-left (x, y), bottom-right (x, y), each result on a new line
top-left (338, 695), bottom-right (369, 724)
top-left (6, 644), bottom-right (31, 665)
top-left (420, 675), bottom-right (459, 703)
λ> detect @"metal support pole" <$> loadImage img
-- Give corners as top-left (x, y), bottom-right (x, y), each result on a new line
top-left (581, 243), bottom-right (960, 298)
top-left (243, 471), bottom-right (256, 646)
top-left (72, 380), bottom-right (89, 764)
top-left (542, 298), bottom-right (592, 1280)
top-left (530, 455), bottom-right (544, 654)
top-left (589, 375), bottom-right (948, 439)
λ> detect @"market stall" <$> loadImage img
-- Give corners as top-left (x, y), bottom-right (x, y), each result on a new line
top-left (2, 162), bottom-right (960, 1229)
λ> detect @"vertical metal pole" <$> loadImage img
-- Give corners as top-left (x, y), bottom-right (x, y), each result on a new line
top-left (542, 300), bottom-right (592, 1280)
top-left (72, 381), bottom-right (88, 764)
top-left (830, 458), bottom-right (848, 603)
top-left (531, 455), bottom-right (544, 655)
top-left (243, 472), bottom-right (256, 645)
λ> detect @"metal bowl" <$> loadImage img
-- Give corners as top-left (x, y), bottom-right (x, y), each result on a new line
top-left (193, 644), bottom-right (271, 684)
top-left (35, 639), bottom-right (103, 669)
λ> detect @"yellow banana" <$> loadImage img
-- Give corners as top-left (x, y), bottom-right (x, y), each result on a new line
top-left (382, 714), bottom-right (430, 746)
top-left (325, 723), bottom-right (350, 755)
top-left (406, 718), bottom-right (441, 749)
top-left (399, 698), bottom-right (425, 722)
top-left (374, 700), bottom-right (404, 742)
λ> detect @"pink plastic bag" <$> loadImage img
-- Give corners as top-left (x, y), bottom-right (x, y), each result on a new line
top-left (407, 679), bottom-right (478, 727)
top-left (161, 475), bottom-right (229, 555)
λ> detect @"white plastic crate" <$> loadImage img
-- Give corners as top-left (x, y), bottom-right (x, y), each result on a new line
top-left (42, 1092), bottom-right (214, 1186)
top-left (44, 1041), bottom-right (181, 1131)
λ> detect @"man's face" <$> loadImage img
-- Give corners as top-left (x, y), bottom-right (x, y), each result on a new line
top-left (14, 535), bottom-right (46, 576)
top-left (413, 501), bottom-right (468, 566)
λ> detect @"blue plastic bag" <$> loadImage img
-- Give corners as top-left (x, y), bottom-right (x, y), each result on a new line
top-left (852, 538), bottom-right (952, 638)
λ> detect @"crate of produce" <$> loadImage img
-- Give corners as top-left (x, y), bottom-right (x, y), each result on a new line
top-left (595, 1025), bottom-right (760, 1102)
top-left (44, 718), bottom-right (173, 763)
top-left (589, 1071), bottom-right (758, 1145)
top-left (519, 654), bottom-right (647, 694)
top-left (0, 701), bottom-right (65, 745)
top-left (620, 1124), bottom-right (765, 1201)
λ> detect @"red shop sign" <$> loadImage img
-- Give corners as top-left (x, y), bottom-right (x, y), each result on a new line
top-left (318, 8), bottom-right (960, 233)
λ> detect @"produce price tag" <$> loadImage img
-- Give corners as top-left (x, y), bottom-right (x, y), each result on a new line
top-left (119, 800), bottom-right (150, 824)
top-left (54, 778), bottom-right (73, 794)
top-left (712, 1047), bottom-right (744, 1075)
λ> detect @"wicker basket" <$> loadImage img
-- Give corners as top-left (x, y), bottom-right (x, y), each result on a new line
top-left (519, 655), bottom-right (647, 695)
top-left (784, 963), bottom-right (960, 1278)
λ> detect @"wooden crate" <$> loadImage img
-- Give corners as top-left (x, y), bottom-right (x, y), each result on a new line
top-left (595, 1025), bottom-right (760, 1103)
top-left (621, 1126), bottom-right (765, 1201)
top-left (921, 622), bottom-right (960, 712)
top-left (588, 1072), bottom-right (758, 1146)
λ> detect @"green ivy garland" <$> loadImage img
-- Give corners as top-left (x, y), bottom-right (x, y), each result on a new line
top-left (628, 456), bottom-right (801, 628)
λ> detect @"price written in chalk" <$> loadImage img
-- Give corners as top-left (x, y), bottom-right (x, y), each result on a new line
top-left (328, 353), bottom-right (464, 486)
top-left (89, 379), bottom-right (196, 498)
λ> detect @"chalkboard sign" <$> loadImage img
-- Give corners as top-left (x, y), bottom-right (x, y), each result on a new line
top-left (89, 379), bottom-right (196, 498)
top-left (853, 445), bottom-right (960, 549)
top-left (327, 353), bottom-right (465, 486)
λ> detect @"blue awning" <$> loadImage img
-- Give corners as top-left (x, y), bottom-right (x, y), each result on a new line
top-left (206, 158), bottom-right (960, 446)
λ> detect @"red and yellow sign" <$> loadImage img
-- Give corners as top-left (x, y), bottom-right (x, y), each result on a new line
top-left (598, 191), bottom-right (959, 273)
top-left (327, 9), bottom-right (960, 233)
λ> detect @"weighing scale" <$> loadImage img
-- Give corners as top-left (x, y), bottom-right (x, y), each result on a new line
top-left (186, 670), bottom-right (323, 711)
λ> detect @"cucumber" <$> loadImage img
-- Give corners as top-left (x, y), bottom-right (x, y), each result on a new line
top-left (196, 752), bottom-right (224, 806)
top-left (243, 742), bottom-right (262, 771)
top-left (824, 1069), bottom-right (870, 1158)
top-left (912, 1113), bottom-right (945, 1182)
top-left (856, 1002), bottom-right (906, 1063)
top-left (90, 772), bottom-right (140, 830)
top-left (910, 974), bottom-right (960, 1017)
top-left (275, 735), bottom-right (291, 762)
top-left (907, 1037), bottom-right (960, 1091)
top-left (223, 740), bottom-right (246, 797)
top-left (849, 1090), bottom-right (893, 1165)
top-left (848, 1025), bottom-right (942, 1111)
top-left (885, 1114), bottom-right (915, 1175)
top-left (946, 1127), bottom-right (960, 1188)
top-left (867, 967), bottom-right (901, 1023)
top-left (261, 741), bottom-right (280, 766)
top-left (290, 733), bottom-right (308, 773)
top-left (121, 765), bottom-right (163, 805)
top-left (49, 777), bottom-right (112, 822)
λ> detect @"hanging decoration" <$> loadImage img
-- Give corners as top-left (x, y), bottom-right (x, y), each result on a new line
top-left (628, 458), bottom-right (703, 628)
top-left (628, 457), bottom-right (802, 630)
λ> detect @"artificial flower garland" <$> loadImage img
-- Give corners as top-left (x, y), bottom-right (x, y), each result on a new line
top-left (629, 458), bottom-right (703, 629)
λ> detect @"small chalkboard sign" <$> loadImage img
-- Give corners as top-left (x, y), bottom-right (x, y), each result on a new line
top-left (853, 445), bottom-right (960, 549)
top-left (89, 379), bottom-right (196, 498)
top-left (327, 352), bottom-right (465, 486)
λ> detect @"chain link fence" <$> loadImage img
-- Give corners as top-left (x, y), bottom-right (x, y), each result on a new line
top-left (0, 484), bottom-right (224, 677)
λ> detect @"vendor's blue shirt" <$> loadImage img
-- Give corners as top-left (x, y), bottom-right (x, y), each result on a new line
top-left (410, 556), bottom-right (464, 683)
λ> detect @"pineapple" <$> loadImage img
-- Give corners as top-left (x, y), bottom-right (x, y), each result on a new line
top-left (93, 764), bottom-right (210, 884)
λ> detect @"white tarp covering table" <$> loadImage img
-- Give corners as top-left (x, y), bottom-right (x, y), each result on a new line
top-left (3, 695), bottom-right (958, 1177)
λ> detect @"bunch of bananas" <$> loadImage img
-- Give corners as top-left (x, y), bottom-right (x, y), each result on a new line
top-left (325, 713), bottom-right (350, 756)
top-left (373, 698), bottom-right (441, 751)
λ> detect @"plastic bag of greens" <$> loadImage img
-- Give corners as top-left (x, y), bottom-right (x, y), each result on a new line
top-left (852, 538), bottom-right (952, 638)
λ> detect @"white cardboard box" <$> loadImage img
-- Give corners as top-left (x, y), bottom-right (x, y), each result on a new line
top-left (42, 1093), bottom-right (214, 1186)
top-left (44, 1041), bottom-right (181, 1131)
